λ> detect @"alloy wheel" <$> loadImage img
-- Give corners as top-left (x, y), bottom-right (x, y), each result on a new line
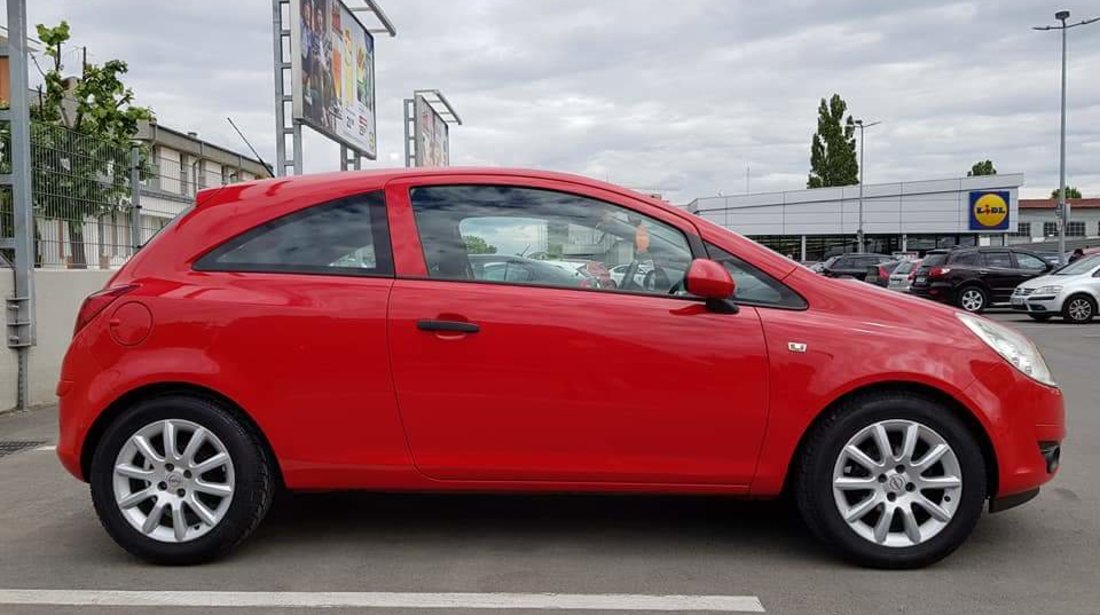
top-left (1067, 297), bottom-right (1093, 322)
top-left (112, 419), bottom-right (236, 543)
top-left (960, 289), bottom-right (984, 312)
top-left (832, 419), bottom-right (962, 548)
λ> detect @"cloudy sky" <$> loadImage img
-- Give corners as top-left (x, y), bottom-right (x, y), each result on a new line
top-left (10, 0), bottom-right (1100, 203)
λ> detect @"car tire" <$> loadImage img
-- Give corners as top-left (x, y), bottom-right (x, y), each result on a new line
top-left (89, 394), bottom-right (275, 565)
top-left (1061, 294), bottom-right (1096, 324)
top-left (794, 392), bottom-right (986, 569)
top-left (1028, 314), bottom-right (1053, 322)
top-left (956, 286), bottom-right (988, 314)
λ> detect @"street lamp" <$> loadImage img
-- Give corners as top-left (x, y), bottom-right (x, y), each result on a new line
top-left (853, 119), bottom-right (881, 253)
top-left (1034, 10), bottom-right (1099, 265)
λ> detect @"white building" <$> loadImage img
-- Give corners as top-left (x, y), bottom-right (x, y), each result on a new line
top-left (685, 174), bottom-right (1026, 261)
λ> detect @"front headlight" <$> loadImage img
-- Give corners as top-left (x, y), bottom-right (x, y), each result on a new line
top-left (1034, 285), bottom-right (1063, 295)
top-left (957, 313), bottom-right (1056, 386)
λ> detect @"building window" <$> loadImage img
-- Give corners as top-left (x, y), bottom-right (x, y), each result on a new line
top-left (1043, 222), bottom-right (1059, 237)
top-left (1011, 222), bottom-right (1031, 238)
top-left (1067, 221), bottom-right (1085, 237)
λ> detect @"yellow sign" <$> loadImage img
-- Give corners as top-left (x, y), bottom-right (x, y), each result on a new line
top-left (970, 192), bottom-right (1009, 230)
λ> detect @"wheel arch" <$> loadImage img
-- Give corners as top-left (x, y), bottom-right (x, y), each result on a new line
top-left (79, 382), bottom-right (284, 488)
top-left (781, 380), bottom-right (999, 498)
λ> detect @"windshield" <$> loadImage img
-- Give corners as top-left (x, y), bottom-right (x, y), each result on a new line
top-left (1054, 254), bottom-right (1100, 275)
top-left (894, 260), bottom-right (916, 275)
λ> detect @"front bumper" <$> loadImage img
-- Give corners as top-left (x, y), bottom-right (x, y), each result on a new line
top-left (1010, 293), bottom-right (1063, 314)
top-left (964, 360), bottom-right (1065, 501)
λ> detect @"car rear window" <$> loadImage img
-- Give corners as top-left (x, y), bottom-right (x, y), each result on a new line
top-left (921, 254), bottom-right (947, 267)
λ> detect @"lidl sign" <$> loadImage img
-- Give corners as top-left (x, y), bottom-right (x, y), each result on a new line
top-left (968, 191), bottom-right (1010, 231)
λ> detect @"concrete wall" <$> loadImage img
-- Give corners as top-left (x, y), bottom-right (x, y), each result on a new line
top-left (0, 269), bottom-right (113, 411)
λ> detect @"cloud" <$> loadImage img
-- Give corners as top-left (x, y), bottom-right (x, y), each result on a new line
top-left (13, 0), bottom-right (1100, 202)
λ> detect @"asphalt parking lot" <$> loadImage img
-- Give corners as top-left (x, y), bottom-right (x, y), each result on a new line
top-left (0, 311), bottom-right (1097, 615)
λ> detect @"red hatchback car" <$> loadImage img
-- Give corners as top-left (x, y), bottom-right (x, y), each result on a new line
top-left (58, 169), bottom-right (1064, 568)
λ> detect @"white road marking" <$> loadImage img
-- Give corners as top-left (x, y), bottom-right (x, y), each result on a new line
top-left (0, 590), bottom-right (765, 612)
top-left (34, 445), bottom-right (56, 451)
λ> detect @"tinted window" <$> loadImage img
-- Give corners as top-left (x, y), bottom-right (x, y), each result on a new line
top-left (1015, 253), bottom-right (1048, 271)
top-left (982, 252), bottom-right (1013, 269)
top-left (951, 252), bottom-right (981, 266)
top-left (195, 191), bottom-right (392, 276)
top-left (411, 185), bottom-right (693, 295)
top-left (706, 244), bottom-right (807, 309)
top-left (921, 253), bottom-right (948, 267)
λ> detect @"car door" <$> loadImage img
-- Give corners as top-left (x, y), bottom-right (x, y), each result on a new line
top-left (980, 250), bottom-right (1017, 302)
top-left (385, 178), bottom-right (770, 486)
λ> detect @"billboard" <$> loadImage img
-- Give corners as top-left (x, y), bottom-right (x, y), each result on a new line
top-left (968, 191), bottom-right (1011, 232)
top-left (291, 0), bottom-right (376, 158)
top-left (414, 94), bottom-right (449, 167)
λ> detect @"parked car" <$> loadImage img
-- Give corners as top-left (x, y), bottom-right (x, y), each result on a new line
top-left (908, 247), bottom-right (1053, 313)
top-left (1011, 254), bottom-right (1100, 323)
top-left (887, 259), bottom-right (921, 292)
top-left (820, 253), bottom-right (894, 278)
top-left (864, 260), bottom-right (902, 287)
top-left (539, 259), bottom-right (614, 288)
top-left (58, 168), bottom-right (1063, 569)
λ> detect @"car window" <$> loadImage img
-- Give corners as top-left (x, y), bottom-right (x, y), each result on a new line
top-left (194, 191), bottom-right (393, 277)
top-left (410, 185), bottom-right (693, 295)
top-left (951, 252), bottom-right (980, 266)
top-left (982, 251), bottom-right (1013, 269)
top-left (705, 243), bottom-right (807, 309)
top-left (921, 253), bottom-right (947, 267)
top-left (831, 257), bottom-right (852, 269)
top-left (1015, 253), bottom-right (1047, 271)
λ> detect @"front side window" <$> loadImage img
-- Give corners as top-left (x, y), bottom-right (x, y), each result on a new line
top-left (195, 191), bottom-right (393, 276)
top-left (410, 185), bottom-right (693, 295)
top-left (1015, 253), bottom-right (1048, 272)
top-left (706, 243), bottom-right (807, 309)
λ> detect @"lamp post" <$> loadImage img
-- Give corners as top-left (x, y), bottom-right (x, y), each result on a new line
top-left (1034, 10), bottom-right (1099, 265)
top-left (853, 119), bottom-right (881, 253)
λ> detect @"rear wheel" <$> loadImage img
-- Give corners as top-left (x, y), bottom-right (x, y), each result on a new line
top-left (956, 286), bottom-right (987, 313)
top-left (795, 392), bottom-right (986, 568)
top-left (1062, 294), bottom-right (1096, 324)
top-left (89, 395), bottom-right (274, 564)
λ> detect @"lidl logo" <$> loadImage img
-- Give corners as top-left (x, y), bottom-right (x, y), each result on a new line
top-left (968, 191), bottom-right (1010, 231)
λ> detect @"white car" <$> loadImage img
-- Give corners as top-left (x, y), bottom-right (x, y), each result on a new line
top-left (1011, 254), bottom-right (1100, 323)
top-left (887, 259), bottom-right (920, 292)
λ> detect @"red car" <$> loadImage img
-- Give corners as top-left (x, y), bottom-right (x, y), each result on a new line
top-left (58, 169), bottom-right (1064, 568)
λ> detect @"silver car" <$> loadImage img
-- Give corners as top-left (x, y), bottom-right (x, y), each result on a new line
top-left (1011, 254), bottom-right (1100, 323)
top-left (887, 259), bottom-right (920, 292)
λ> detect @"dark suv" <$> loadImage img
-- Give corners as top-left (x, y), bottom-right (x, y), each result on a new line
top-left (909, 247), bottom-right (1053, 313)
top-left (820, 253), bottom-right (894, 278)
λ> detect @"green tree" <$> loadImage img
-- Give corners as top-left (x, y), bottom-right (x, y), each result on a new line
top-left (967, 160), bottom-right (996, 176)
top-left (807, 94), bottom-right (858, 189)
top-left (1051, 186), bottom-right (1082, 200)
top-left (31, 21), bottom-right (153, 268)
top-left (463, 235), bottom-right (497, 255)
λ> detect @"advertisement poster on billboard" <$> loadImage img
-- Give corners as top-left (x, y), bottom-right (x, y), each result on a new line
top-left (291, 0), bottom-right (376, 158)
top-left (414, 94), bottom-right (449, 167)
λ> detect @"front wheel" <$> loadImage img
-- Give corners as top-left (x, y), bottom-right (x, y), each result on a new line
top-left (1062, 294), bottom-right (1096, 324)
top-left (795, 393), bottom-right (986, 568)
top-left (89, 395), bottom-right (275, 564)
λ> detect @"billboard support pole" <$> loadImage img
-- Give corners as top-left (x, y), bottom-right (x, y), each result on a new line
top-left (272, 0), bottom-right (300, 176)
top-left (3, 0), bottom-right (36, 409)
top-left (403, 98), bottom-right (415, 168)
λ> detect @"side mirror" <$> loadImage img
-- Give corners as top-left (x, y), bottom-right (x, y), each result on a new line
top-left (684, 258), bottom-right (738, 313)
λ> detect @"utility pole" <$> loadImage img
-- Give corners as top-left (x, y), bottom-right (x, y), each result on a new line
top-left (1034, 10), bottom-right (1099, 265)
top-left (853, 119), bottom-right (881, 253)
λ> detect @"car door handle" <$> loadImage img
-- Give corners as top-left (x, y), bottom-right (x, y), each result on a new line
top-left (978, 269), bottom-right (990, 274)
top-left (417, 320), bottom-right (480, 334)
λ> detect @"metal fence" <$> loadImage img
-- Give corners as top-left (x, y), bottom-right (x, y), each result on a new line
top-left (30, 122), bottom-right (137, 269)
top-left (0, 122), bottom-right (212, 270)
